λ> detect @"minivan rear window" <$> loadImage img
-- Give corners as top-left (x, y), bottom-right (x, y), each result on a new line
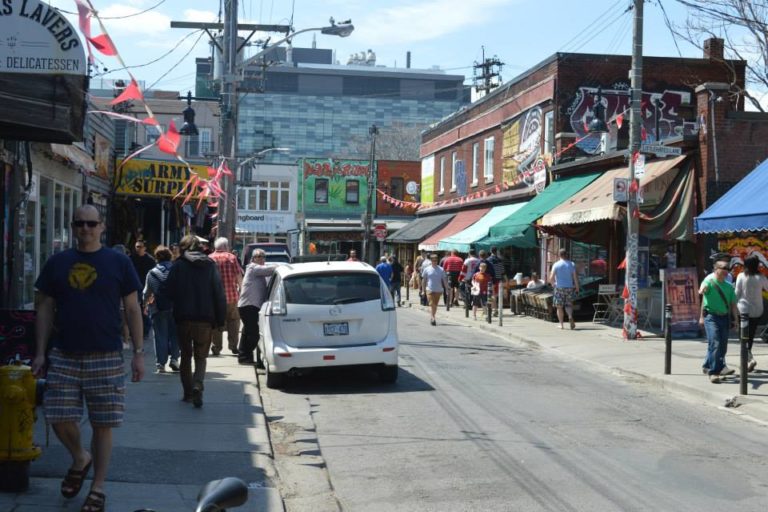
top-left (283, 272), bottom-right (381, 305)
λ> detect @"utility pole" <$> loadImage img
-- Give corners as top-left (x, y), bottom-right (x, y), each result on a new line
top-left (624, 0), bottom-right (643, 340)
top-left (473, 46), bottom-right (503, 96)
top-left (362, 124), bottom-right (378, 265)
top-left (219, 0), bottom-right (239, 243)
top-left (170, 15), bottom-right (290, 243)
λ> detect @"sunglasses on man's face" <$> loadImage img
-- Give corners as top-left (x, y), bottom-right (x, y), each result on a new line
top-left (72, 220), bottom-right (100, 228)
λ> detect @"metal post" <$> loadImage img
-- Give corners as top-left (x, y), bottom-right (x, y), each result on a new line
top-left (464, 282), bottom-right (470, 318)
top-left (486, 280), bottom-right (493, 324)
top-left (218, 0), bottom-right (239, 243)
top-left (624, 0), bottom-right (643, 340)
top-left (362, 125), bottom-right (378, 265)
top-left (498, 281), bottom-right (503, 326)
top-left (664, 303), bottom-right (672, 375)
top-left (740, 311), bottom-right (749, 395)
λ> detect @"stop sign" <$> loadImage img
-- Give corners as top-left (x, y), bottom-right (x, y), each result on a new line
top-left (373, 224), bottom-right (387, 241)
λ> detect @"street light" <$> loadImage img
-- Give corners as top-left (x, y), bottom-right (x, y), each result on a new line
top-left (217, 17), bottom-right (355, 243)
top-left (179, 91), bottom-right (199, 136)
top-left (238, 147), bottom-right (291, 183)
top-left (362, 124), bottom-right (378, 264)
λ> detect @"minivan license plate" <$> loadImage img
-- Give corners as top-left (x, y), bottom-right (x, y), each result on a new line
top-left (323, 322), bottom-right (349, 336)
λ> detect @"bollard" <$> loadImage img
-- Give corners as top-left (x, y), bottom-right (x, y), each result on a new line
top-left (463, 282), bottom-right (470, 318)
top-left (498, 282), bottom-right (503, 327)
top-left (664, 304), bottom-right (672, 375)
top-left (405, 278), bottom-right (410, 302)
top-left (486, 281), bottom-right (493, 324)
top-left (740, 311), bottom-right (749, 395)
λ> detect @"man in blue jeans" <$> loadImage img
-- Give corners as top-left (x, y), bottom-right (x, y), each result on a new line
top-left (699, 260), bottom-right (738, 383)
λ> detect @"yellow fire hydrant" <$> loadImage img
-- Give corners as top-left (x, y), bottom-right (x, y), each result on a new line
top-left (0, 362), bottom-right (43, 492)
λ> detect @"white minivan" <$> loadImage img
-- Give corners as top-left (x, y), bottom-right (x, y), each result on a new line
top-left (259, 261), bottom-right (399, 388)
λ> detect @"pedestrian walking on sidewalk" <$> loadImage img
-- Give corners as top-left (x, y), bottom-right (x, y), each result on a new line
top-left (166, 235), bottom-right (226, 407)
top-left (32, 205), bottom-right (144, 512)
top-left (549, 248), bottom-right (580, 330)
top-left (421, 253), bottom-right (450, 326)
top-left (143, 245), bottom-right (180, 373)
top-left (237, 249), bottom-right (276, 367)
top-left (441, 249), bottom-right (464, 306)
top-left (131, 239), bottom-right (156, 341)
top-left (389, 255), bottom-right (404, 306)
top-left (471, 262), bottom-right (491, 320)
top-left (208, 237), bottom-right (244, 356)
top-left (699, 260), bottom-right (738, 383)
top-left (735, 254), bottom-right (768, 372)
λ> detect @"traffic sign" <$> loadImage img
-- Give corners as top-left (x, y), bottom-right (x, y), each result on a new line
top-left (613, 178), bottom-right (628, 202)
top-left (639, 144), bottom-right (682, 156)
top-left (373, 224), bottom-right (387, 242)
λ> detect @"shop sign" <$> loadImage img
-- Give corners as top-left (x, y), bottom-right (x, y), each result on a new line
top-left (613, 178), bottom-right (628, 202)
top-left (237, 212), bottom-right (297, 234)
top-left (373, 224), bottom-right (387, 241)
top-left (115, 159), bottom-right (210, 198)
top-left (0, 0), bottom-right (86, 76)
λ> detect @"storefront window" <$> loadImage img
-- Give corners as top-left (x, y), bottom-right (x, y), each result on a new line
top-left (22, 198), bottom-right (37, 309)
top-left (39, 177), bottom-right (53, 267)
top-left (571, 241), bottom-right (607, 286)
top-left (53, 183), bottom-right (63, 254)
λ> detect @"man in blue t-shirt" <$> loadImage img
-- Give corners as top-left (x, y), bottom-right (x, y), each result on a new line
top-left (32, 205), bottom-right (143, 511)
top-left (376, 256), bottom-right (393, 285)
top-left (548, 248), bottom-right (580, 330)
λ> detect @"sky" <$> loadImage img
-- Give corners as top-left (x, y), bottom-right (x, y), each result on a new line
top-left (47, 0), bottom-right (711, 95)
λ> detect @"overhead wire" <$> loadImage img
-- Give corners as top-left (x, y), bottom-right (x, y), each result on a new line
top-left (98, 29), bottom-right (204, 75)
top-left (559, 0), bottom-right (627, 52)
top-left (147, 29), bottom-right (207, 90)
top-left (54, 0), bottom-right (167, 18)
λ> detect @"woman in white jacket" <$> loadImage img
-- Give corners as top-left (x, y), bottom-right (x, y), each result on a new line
top-left (735, 254), bottom-right (768, 371)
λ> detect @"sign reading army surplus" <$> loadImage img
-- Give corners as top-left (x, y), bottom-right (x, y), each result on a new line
top-left (116, 159), bottom-right (210, 198)
top-left (0, 0), bottom-right (86, 75)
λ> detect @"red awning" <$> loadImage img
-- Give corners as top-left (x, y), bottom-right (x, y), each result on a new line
top-left (418, 207), bottom-right (491, 251)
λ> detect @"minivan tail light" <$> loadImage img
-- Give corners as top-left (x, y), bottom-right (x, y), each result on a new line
top-left (380, 279), bottom-right (396, 311)
top-left (271, 284), bottom-right (287, 315)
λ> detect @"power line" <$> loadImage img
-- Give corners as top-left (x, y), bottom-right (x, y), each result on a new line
top-left (559, 0), bottom-right (626, 52)
top-left (147, 30), bottom-right (207, 91)
top-left (98, 30), bottom-right (204, 75)
top-left (56, 0), bottom-right (168, 19)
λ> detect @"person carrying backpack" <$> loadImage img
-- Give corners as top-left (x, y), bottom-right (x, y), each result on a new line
top-left (143, 245), bottom-right (179, 373)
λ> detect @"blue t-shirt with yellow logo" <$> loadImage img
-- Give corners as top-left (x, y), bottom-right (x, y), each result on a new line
top-left (35, 247), bottom-right (142, 352)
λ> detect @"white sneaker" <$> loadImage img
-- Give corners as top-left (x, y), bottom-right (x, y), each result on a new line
top-left (720, 366), bottom-right (735, 376)
top-left (710, 374), bottom-right (722, 383)
top-left (748, 358), bottom-right (757, 372)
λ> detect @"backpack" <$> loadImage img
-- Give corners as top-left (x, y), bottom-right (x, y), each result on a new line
top-left (150, 267), bottom-right (172, 311)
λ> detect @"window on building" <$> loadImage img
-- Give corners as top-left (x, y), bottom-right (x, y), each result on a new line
top-left (439, 156), bottom-right (445, 195)
top-left (145, 124), bottom-right (164, 145)
top-left (315, 178), bottom-right (329, 203)
top-left (544, 111), bottom-right (554, 155)
top-left (484, 137), bottom-right (494, 182)
top-left (238, 181), bottom-right (291, 211)
top-left (346, 180), bottom-right (360, 203)
top-left (451, 151), bottom-right (457, 191)
top-left (390, 177), bottom-right (404, 200)
top-left (185, 127), bottom-right (214, 157)
top-left (472, 142), bottom-right (479, 186)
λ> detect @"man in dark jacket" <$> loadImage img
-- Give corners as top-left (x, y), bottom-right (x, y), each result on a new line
top-left (166, 234), bottom-right (226, 408)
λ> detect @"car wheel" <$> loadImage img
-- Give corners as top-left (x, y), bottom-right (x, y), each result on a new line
top-left (265, 364), bottom-right (287, 389)
top-left (379, 365), bottom-right (398, 384)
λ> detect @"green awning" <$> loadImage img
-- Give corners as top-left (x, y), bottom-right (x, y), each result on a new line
top-left (437, 202), bottom-right (528, 253)
top-left (476, 172), bottom-right (602, 250)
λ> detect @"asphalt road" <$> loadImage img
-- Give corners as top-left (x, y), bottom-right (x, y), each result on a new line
top-left (262, 308), bottom-right (768, 512)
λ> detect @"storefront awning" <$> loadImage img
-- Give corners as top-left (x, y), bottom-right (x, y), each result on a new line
top-left (541, 155), bottom-right (687, 227)
top-left (50, 143), bottom-right (96, 174)
top-left (695, 158), bottom-right (768, 233)
top-left (419, 208), bottom-right (490, 251)
top-left (478, 172), bottom-right (602, 250)
top-left (437, 202), bottom-right (528, 253)
top-left (306, 218), bottom-right (363, 232)
top-left (385, 213), bottom-right (455, 244)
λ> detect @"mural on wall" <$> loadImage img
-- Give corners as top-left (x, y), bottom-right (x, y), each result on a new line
top-left (502, 106), bottom-right (545, 190)
top-left (719, 235), bottom-right (768, 282)
top-left (298, 158), bottom-right (372, 216)
top-left (567, 84), bottom-right (699, 155)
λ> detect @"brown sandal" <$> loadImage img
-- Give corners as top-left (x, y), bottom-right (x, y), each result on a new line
top-left (61, 460), bottom-right (92, 498)
top-left (81, 490), bottom-right (106, 512)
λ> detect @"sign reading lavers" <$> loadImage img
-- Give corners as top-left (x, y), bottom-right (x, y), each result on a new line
top-left (0, 0), bottom-right (86, 75)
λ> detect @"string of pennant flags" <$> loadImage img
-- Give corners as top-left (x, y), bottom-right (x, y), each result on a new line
top-left (74, 0), bottom-right (228, 212)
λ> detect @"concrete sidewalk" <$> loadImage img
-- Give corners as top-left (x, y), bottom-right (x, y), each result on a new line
top-left (404, 297), bottom-right (768, 427)
top-left (1, 349), bottom-right (282, 512)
